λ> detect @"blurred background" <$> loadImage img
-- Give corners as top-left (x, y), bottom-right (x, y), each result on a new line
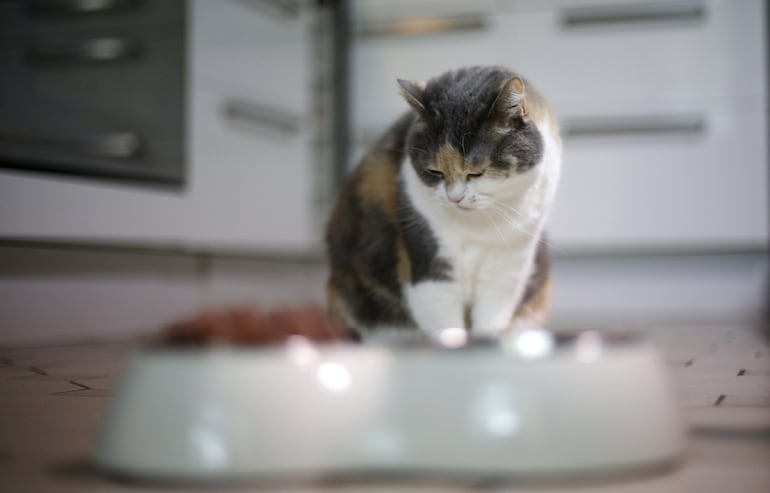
top-left (0, 0), bottom-right (767, 344)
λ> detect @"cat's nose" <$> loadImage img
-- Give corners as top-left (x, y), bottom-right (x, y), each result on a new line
top-left (447, 183), bottom-right (465, 204)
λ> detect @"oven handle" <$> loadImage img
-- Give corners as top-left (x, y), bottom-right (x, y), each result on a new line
top-left (26, 0), bottom-right (142, 15)
top-left (26, 37), bottom-right (143, 64)
top-left (0, 132), bottom-right (143, 159)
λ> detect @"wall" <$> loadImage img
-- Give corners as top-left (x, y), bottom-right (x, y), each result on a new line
top-left (0, 243), bottom-right (328, 345)
top-left (1, 242), bottom-right (766, 345)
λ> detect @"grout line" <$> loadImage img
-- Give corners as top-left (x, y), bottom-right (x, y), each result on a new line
top-left (68, 380), bottom-right (91, 391)
top-left (29, 366), bottom-right (48, 376)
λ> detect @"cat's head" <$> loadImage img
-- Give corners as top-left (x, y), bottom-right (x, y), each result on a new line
top-left (399, 66), bottom-right (559, 210)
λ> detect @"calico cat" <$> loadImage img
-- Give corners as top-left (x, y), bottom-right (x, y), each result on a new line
top-left (326, 66), bottom-right (561, 337)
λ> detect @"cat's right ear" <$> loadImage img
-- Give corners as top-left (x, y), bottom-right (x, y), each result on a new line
top-left (490, 76), bottom-right (527, 120)
top-left (397, 79), bottom-right (427, 115)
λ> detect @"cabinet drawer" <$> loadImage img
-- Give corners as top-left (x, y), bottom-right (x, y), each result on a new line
top-left (499, 0), bottom-right (765, 114)
top-left (548, 110), bottom-right (769, 249)
top-left (189, 88), bottom-right (314, 248)
top-left (192, 0), bottom-right (306, 43)
top-left (352, 0), bottom-right (496, 24)
top-left (0, 0), bottom-right (184, 38)
top-left (190, 0), bottom-right (309, 116)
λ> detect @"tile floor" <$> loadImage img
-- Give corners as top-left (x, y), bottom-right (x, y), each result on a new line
top-left (0, 325), bottom-right (768, 493)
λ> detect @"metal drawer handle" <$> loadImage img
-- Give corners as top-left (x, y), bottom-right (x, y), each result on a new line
top-left (222, 99), bottom-right (300, 135)
top-left (563, 115), bottom-right (706, 138)
top-left (561, 2), bottom-right (705, 28)
top-left (0, 132), bottom-right (142, 159)
top-left (26, 37), bottom-right (143, 64)
top-left (357, 15), bottom-right (488, 38)
top-left (245, 0), bottom-right (301, 18)
top-left (26, 0), bottom-right (142, 16)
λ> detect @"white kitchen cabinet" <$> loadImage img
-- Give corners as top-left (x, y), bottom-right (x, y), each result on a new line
top-left (349, 0), bottom-right (768, 252)
top-left (551, 109), bottom-right (768, 249)
top-left (496, 0), bottom-right (769, 250)
top-left (499, 0), bottom-right (765, 114)
top-left (0, 0), bottom-right (319, 252)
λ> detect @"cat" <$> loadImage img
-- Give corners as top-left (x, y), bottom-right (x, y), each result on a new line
top-left (326, 66), bottom-right (561, 338)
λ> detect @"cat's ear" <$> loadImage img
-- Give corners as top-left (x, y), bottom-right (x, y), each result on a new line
top-left (490, 76), bottom-right (527, 120)
top-left (397, 79), bottom-right (427, 115)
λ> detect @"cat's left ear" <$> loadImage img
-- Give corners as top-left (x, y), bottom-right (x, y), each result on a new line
top-left (397, 79), bottom-right (427, 115)
top-left (490, 76), bottom-right (527, 120)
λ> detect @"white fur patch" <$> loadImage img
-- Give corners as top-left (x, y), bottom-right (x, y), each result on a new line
top-left (404, 281), bottom-right (465, 331)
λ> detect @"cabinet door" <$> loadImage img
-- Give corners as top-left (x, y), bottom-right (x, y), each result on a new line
top-left (187, 87), bottom-right (313, 249)
top-left (549, 109), bottom-right (768, 250)
top-left (187, 0), bottom-right (316, 249)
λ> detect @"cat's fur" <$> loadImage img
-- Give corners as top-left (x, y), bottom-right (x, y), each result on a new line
top-left (326, 66), bottom-right (561, 336)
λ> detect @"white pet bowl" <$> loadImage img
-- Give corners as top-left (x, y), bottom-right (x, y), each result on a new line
top-left (95, 330), bottom-right (685, 483)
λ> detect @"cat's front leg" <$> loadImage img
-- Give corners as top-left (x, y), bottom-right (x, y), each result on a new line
top-left (405, 280), bottom-right (465, 332)
top-left (470, 249), bottom-right (533, 336)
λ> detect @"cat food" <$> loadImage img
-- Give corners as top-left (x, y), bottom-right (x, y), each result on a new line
top-left (157, 305), bottom-right (347, 346)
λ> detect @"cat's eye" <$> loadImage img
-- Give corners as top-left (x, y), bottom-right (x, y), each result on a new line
top-left (428, 169), bottom-right (444, 178)
top-left (467, 171), bottom-right (485, 179)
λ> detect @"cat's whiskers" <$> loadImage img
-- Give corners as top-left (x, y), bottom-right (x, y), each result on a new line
top-left (490, 204), bottom-right (538, 241)
top-left (484, 210), bottom-right (513, 251)
top-left (491, 204), bottom-right (563, 253)
top-left (492, 199), bottom-right (527, 218)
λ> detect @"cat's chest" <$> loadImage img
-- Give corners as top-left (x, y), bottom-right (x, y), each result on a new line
top-left (430, 203), bottom-right (539, 252)
top-left (433, 227), bottom-right (526, 292)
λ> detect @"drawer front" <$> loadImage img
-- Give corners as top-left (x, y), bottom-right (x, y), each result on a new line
top-left (548, 109), bottom-right (769, 249)
top-left (353, 0), bottom-right (496, 24)
top-left (190, 0), bottom-right (310, 116)
top-left (0, 0), bottom-right (184, 38)
top-left (189, 88), bottom-right (314, 248)
top-left (192, 0), bottom-right (307, 43)
top-left (498, 0), bottom-right (766, 114)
